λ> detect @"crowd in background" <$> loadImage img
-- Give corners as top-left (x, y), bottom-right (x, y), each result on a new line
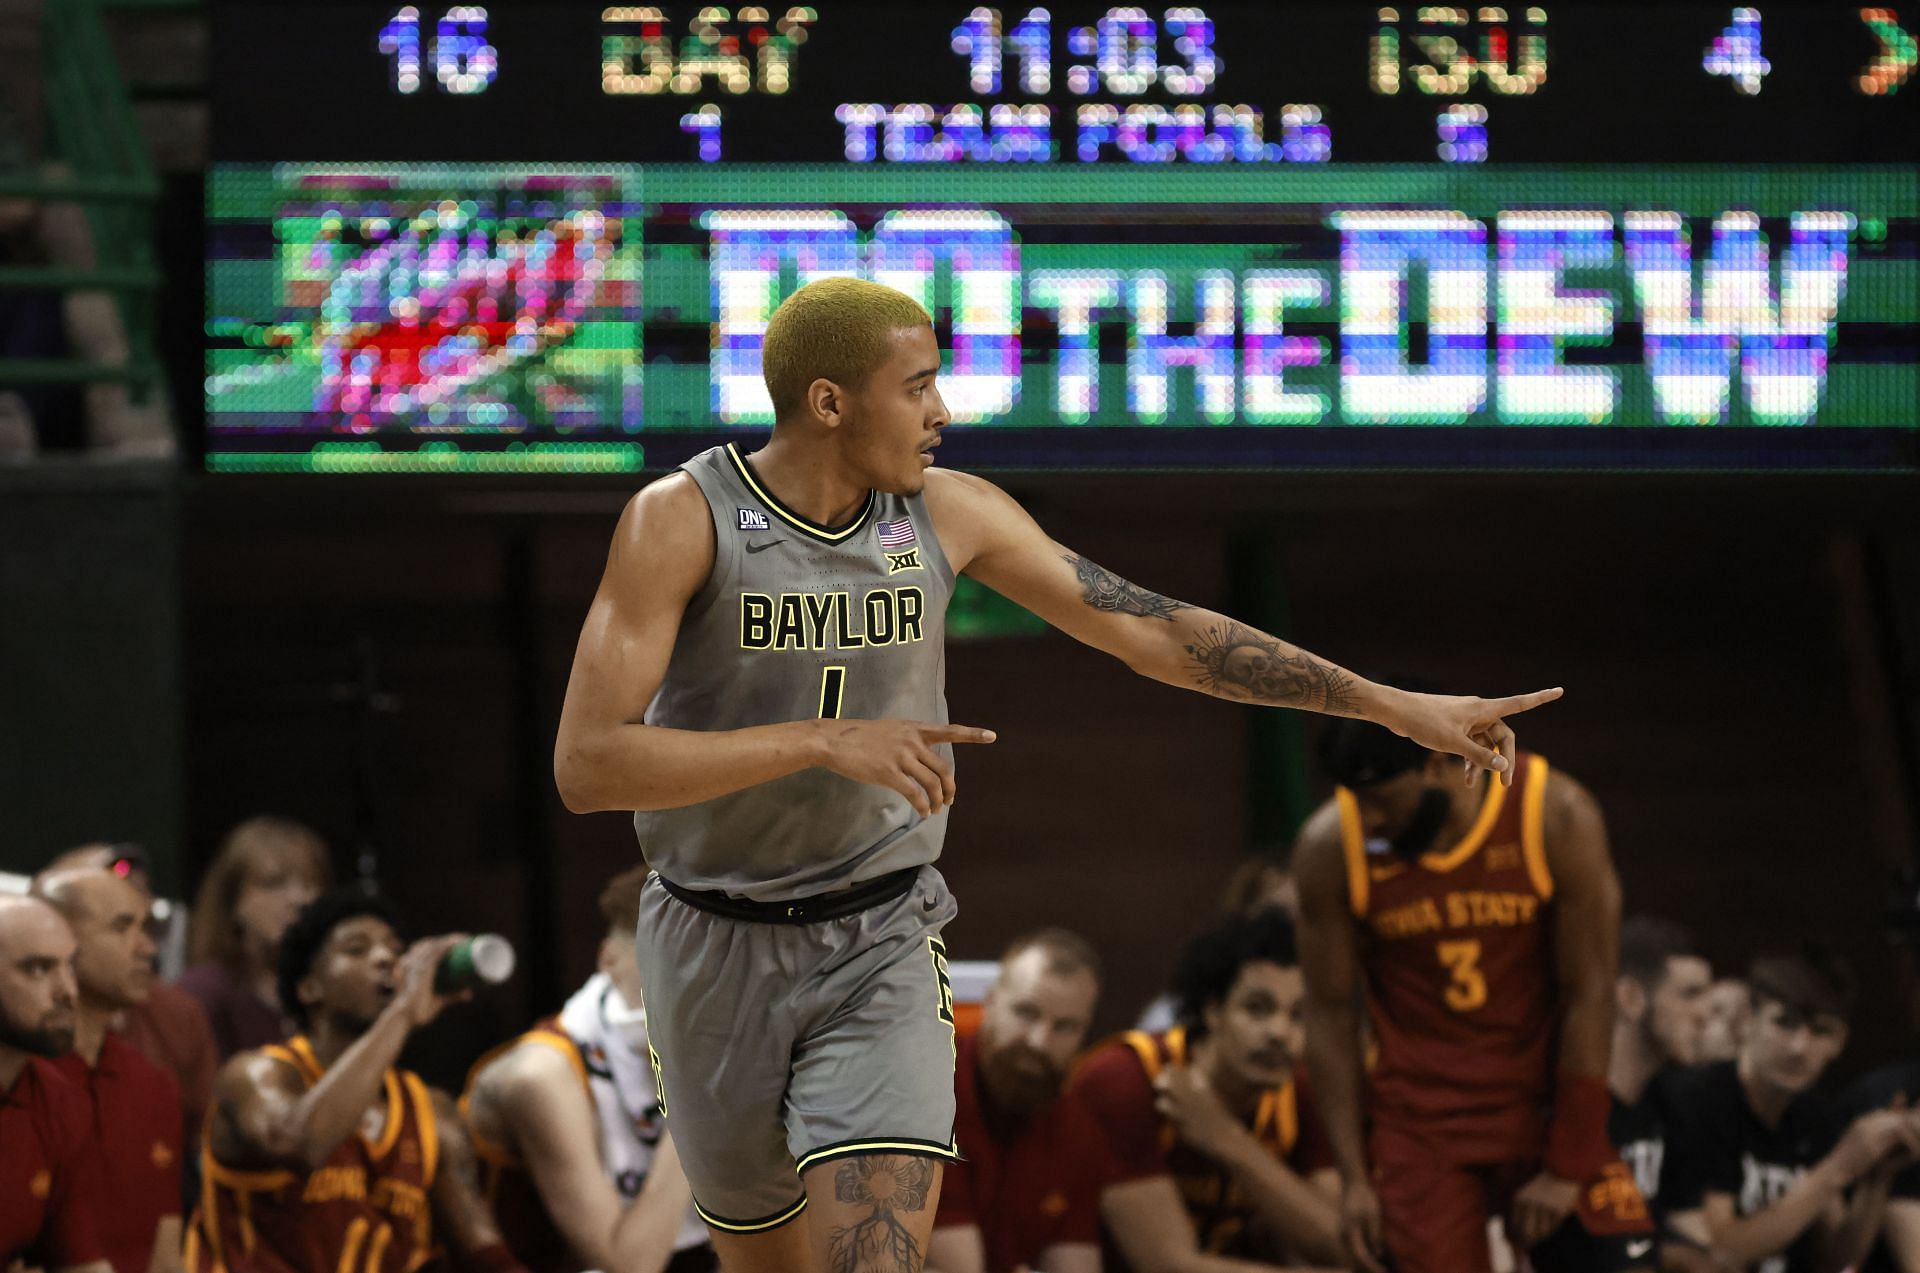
top-left (5, 799), bottom-right (1920, 1273)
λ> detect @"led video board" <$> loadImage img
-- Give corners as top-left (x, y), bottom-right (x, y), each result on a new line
top-left (206, 5), bottom-right (1920, 471)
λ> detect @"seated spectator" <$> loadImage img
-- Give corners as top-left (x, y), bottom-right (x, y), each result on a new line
top-left (187, 890), bottom-right (525, 1273)
top-left (461, 866), bottom-right (711, 1273)
top-left (1666, 949), bottom-right (1920, 1273)
top-left (45, 842), bottom-right (218, 1172)
top-left (1608, 915), bottom-right (1712, 1268)
top-left (1071, 909), bottom-right (1342, 1272)
top-left (0, 894), bottom-right (111, 1273)
top-left (1838, 1060), bottom-right (1920, 1273)
top-left (1836, 877), bottom-right (1920, 1273)
top-left (1700, 977), bottom-right (1751, 1064)
top-left (928, 928), bottom-right (1108, 1273)
top-left (179, 816), bottom-right (330, 1059)
top-left (33, 866), bottom-right (185, 1273)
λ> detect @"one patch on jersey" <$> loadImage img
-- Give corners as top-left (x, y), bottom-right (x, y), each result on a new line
top-left (738, 508), bottom-right (770, 532)
top-left (885, 549), bottom-right (923, 574)
top-left (1364, 836), bottom-right (1396, 856)
top-left (877, 518), bottom-right (917, 549)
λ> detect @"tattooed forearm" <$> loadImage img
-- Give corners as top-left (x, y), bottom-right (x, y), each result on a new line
top-left (827, 1156), bottom-right (934, 1273)
top-left (1064, 553), bottom-right (1191, 621)
top-left (1185, 621), bottom-right (1361, 714)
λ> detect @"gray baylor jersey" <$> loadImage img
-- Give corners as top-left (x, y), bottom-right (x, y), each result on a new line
top-left (632, 443), bottom-right (957, 901)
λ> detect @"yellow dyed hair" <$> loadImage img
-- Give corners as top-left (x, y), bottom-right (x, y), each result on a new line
top-left (761, 278), bottom-right (932, 421)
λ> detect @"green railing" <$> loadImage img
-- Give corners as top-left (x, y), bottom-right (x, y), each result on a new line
top-left (0, 0), bottom-right (165, 398)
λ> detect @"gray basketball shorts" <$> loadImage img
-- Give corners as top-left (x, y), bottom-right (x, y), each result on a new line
top-left (632, 864), bottom-right (962, 1234)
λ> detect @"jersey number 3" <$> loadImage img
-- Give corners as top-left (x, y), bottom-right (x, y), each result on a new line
top-left (1437, 939), bottom-right (1488, 1012)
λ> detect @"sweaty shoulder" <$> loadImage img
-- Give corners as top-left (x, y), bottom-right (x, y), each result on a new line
top-left (215, 1046), bottom-right (304, 1096)
top-left (1291, 799), bottom-right (1349, 907)
top-left (606, 470), bottom-right (717, 603)
top-left (920, 467), bottom-right (1025, 575)
top-left (487, 1034), bottom-right (589, 1105)
top-left (1542, 763), bottom-right (1596, 824)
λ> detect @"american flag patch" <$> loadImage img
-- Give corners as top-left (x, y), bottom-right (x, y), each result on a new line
top-left (877, 519), bottom-right (917, 549)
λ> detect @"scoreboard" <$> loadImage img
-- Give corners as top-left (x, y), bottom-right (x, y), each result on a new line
top-left (206, 3), bottom-right (1920, 472)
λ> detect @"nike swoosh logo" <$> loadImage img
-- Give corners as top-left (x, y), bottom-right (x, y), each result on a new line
top-left (1627, 1240), bottom-right (1654, 1258)
top-left (745, 538), bottom-right (786, 554)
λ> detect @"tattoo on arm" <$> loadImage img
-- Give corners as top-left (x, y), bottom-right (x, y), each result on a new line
top-left (1185, 621), bottom-right (1360, 714)
top-left (1064, 554), bottom-right (1190, 622)
top-left (827, 1156), bottom-right (934, 1273)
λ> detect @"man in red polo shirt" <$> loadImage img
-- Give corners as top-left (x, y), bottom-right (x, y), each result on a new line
top-left (35, 866), bottom-right (185, 1273)
top-left (930, 929), bottom-right (1106, 1273)
top-left (1071, 908), bottom-right (1343, 1272)
top-left (0, 893), bottom-right (110, 1273)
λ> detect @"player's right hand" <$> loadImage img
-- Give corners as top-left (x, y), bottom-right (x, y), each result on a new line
top-left (1340, 1177), bottom-right (1389, 1273)
top-left (1376, 685), bottom-right (1564, 787)
top-left (389, 933), bottom-right (470, 1028)
top-left (817, 718), bottom-right (997, 818)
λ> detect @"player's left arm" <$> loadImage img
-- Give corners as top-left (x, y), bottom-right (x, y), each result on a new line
top-left (1510, 770), bottom-right (1623, 1250)
top-left (425, 1088), bottom-right (530, 1272)
top-left (922, 469), bottom-right (1561, 782)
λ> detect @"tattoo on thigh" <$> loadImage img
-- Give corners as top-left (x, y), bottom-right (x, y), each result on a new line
top-left (827, 1156), bottom-right (934, 1273)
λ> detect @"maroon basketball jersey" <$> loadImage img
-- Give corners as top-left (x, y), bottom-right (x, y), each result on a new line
top-left (186, 1036), bottom-right (439, 1273)
top-left (1339, 753), bottom-right (1558, 1161)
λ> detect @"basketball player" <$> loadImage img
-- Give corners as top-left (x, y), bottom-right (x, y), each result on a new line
top-left (1071, 907), bottom-right (1343, 1270)
top-left (187, 891), bottom-right (526, 1273)
top-left (462, 865), bottom-right (712, 1272)
top-left (1294, 717), bottom-right (1652, 1273)
top-left (553, 277), bottom-right (1563, 1273)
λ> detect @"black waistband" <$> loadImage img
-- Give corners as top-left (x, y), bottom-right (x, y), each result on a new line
top-left (657, 866), bottom-right (919, 925)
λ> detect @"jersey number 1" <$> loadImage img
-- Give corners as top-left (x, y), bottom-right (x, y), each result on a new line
top-left (1437, 939), bottom-right (1488, 1012)
top-left (817, 665), bottom-right (847, 719)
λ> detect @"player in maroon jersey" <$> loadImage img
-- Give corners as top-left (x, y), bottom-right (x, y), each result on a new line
top-left (1295, 717), bottom-right (1650, 1273)
top-left (187, 891), bottom-right (526, 1273)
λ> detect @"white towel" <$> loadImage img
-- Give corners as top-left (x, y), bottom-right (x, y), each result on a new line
top-left (557, 973), bottom-right (708, 1253)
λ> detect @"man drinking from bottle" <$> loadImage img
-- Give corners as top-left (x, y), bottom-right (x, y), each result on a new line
top-left (187, 890), bottom-right (528, 1273)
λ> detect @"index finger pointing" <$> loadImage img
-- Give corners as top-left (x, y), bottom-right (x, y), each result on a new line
top-left (918, 723), bottom-right (998, 745)
top-left (1484, 687), bottom-right (1564, 718)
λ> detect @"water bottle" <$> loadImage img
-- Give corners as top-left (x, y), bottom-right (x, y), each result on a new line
top-left (434, 934), bottom-right (516, 993)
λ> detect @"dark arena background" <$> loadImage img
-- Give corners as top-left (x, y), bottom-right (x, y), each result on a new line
top-left (4, 1), bottom-right (1920, 1268)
